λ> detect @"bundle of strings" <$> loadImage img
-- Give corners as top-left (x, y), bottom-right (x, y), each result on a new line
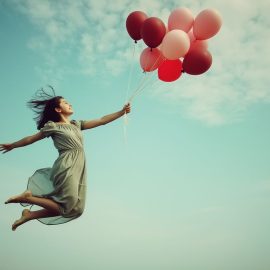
top-left (123, 45), bottom-right (162, 146)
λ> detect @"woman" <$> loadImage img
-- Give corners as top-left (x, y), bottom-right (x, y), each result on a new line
top-left (0, 88), bottom-right (131, 231)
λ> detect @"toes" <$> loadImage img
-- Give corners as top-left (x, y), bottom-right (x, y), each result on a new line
top-left (5, 198), bottom-right (15, 204)
top-left (11, 210), bottom-right (30, 231)
top-left (12, 221), bottom-right (19, 231)
top-left (5, 191), bottom-right (32, 204)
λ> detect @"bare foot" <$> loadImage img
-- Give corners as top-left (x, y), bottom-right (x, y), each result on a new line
top-left (5, 190), bottom-right (32, 204)
top-left (12, 209), bottom-right (31, 231)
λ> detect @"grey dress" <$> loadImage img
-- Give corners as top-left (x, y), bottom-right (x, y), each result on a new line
top-left (22, 120), bottom-right (87, 225)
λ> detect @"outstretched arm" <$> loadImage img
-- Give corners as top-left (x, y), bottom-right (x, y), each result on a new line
top-left (82, 103), bottom-right (131, 130)
top-left (0, 132), bottom-right (45, 154)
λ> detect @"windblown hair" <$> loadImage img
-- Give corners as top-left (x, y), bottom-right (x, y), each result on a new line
top-left (27, 86), bottom-right (63, 130)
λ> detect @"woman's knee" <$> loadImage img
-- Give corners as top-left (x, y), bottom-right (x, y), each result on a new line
top-left (76, 199), bottom-right (85, 216)
top-left (64, 194), bottom-right (79, 211)
top-left (66, 195), bottom-right (85, 216)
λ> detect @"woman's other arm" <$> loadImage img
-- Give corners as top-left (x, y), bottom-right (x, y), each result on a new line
top-left (0, 132), bottom-right (45, 154)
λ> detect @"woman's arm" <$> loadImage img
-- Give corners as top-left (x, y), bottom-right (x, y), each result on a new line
top-left (82, 103), bottom-right (131, 130)
top-left (0, 132), bottom-right (45, 154)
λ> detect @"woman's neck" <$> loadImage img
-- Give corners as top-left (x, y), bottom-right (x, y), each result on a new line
top-left (58, 115), bottom-right (70, 124)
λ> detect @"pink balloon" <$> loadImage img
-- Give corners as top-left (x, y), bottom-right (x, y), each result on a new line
top-left (140, 47), bottom-right (164, 72)
top-left (188, 29), bottom-right (196, 43)
top-left (188, 40), bottom-right (208, 53)
top-left (193, 9), bottom-right (222, 40)
top-left (161, 30), bottom-right (190, 60)
top-left (168, 7), bottom-right (194, 33)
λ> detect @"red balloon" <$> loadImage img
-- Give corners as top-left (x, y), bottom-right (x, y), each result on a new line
top-left (141, 17), bottom-right (166, 48)
top-left (158, 59), bottom-right (182, 82)
top-left (183, 49), bottom-right (212, 75)
top-left (126, 11), bottom-right (148, 42)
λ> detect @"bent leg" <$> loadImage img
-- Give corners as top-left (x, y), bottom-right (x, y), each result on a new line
top-left (26, 196), bottom-right (61, 213)
top-left (6, 190), bottom-right (61, 213)
top-left (12, 209), bottom-right (60, 231)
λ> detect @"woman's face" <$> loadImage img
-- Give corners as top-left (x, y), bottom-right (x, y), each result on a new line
top-left (57, 98), bottom-right (73, 115)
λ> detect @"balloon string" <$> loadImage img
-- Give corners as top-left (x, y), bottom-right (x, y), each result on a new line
top-left (128, 74), bottom-right (149, 102)
top-left (128, 46), bottom-right (152, 103)
top-left (128, 48), bottom-right (154, 101)
top-left (125, 42), bottom-right (136, 103)
top-left (128, 47), bottom-right (153, 101)
top-left (128, 53), bottom-right (163, 103)
top-left (129, 74), bottom-right (159, 102)
top-left (128, 72), bottom-right (148, 102)
top-left (131, 63), bottom-right (162, 101)
top-left (124, 47), bottom-right (162, 147)
top-left (127, 69), bottom-right (148, 103)
top-left (128, 66), bottom-right (156, 102)
top-left (124, 42), bottom-right (136, 148)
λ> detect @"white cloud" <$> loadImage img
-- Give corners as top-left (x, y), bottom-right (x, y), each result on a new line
top-left (9, 0), bottom-right (270, 125)
top-left (24, 0), bottom-right (55, 20)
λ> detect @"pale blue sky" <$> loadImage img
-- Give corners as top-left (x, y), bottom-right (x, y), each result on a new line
top-left (1, 1), bottom-right (270, 270)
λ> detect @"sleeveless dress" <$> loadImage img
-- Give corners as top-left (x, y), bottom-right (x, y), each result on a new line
top-left (22, 120), bottom-right (87, 225)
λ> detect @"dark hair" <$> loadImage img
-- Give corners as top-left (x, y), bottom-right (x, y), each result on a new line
top-left (27, 86), bottom-right (64, 130)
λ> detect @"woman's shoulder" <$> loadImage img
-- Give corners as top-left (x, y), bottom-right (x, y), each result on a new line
top-left (43, 120), bottom-right (57, 127)
top-left (70, 120), bottom-right (85, 130)
top-left (70, 120), bottom-right (80, 128)
top-left (40, 121), bottom-right (57, 137)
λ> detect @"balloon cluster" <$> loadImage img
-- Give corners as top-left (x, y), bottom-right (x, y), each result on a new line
top-left (126, 8), bottom-right (222, 82)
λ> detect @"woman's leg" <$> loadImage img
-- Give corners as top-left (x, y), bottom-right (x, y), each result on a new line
top-left (24, 196), bottom-right (61, 213)
top-left (12, 208), bottom-right (60, 231)
top-left (6, 190), bottom-right (64, 231)
top-left (5, 190), bottom-right (61, 213)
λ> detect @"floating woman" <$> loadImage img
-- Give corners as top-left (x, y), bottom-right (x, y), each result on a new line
top-left (0, 88), bottom-right (131, 231)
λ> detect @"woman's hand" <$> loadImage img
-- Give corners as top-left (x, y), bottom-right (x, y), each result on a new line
top-left (0, 143), bottom-right (14, 154)
top-left (123, 103), bottom-right (131, 114)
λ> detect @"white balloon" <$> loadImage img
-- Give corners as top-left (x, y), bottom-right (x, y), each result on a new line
top-left (161, 30), bottom-right (190, 60)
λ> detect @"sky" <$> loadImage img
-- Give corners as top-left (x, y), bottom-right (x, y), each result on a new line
top-left (0, 0), bottom-right (270, 269)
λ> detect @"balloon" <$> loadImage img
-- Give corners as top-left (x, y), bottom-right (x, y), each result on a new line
top-left (188, 40), bottom-right (208, 53)
top-left (126, 11), bottom-right (148, 42)
top-left (141, 17), bottom-right (166, 48)
top-left (183, 49), bottom-right (212, 75)
top-left (161, 30), bottom-right (190, 60)
top-left (168, 7), bottom-right (194, 33)
top-left (187, 29), bottom-right (196, 43)
top-left (140, 47), bottom-right (164, 72)
top-left (158, 59), bottom-right (182, 82)
top-left (193, 9), bottom-right (222, 40)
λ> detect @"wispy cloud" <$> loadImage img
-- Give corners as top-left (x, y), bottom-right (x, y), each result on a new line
top-left (8, 0), bottom-right (270, 125)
